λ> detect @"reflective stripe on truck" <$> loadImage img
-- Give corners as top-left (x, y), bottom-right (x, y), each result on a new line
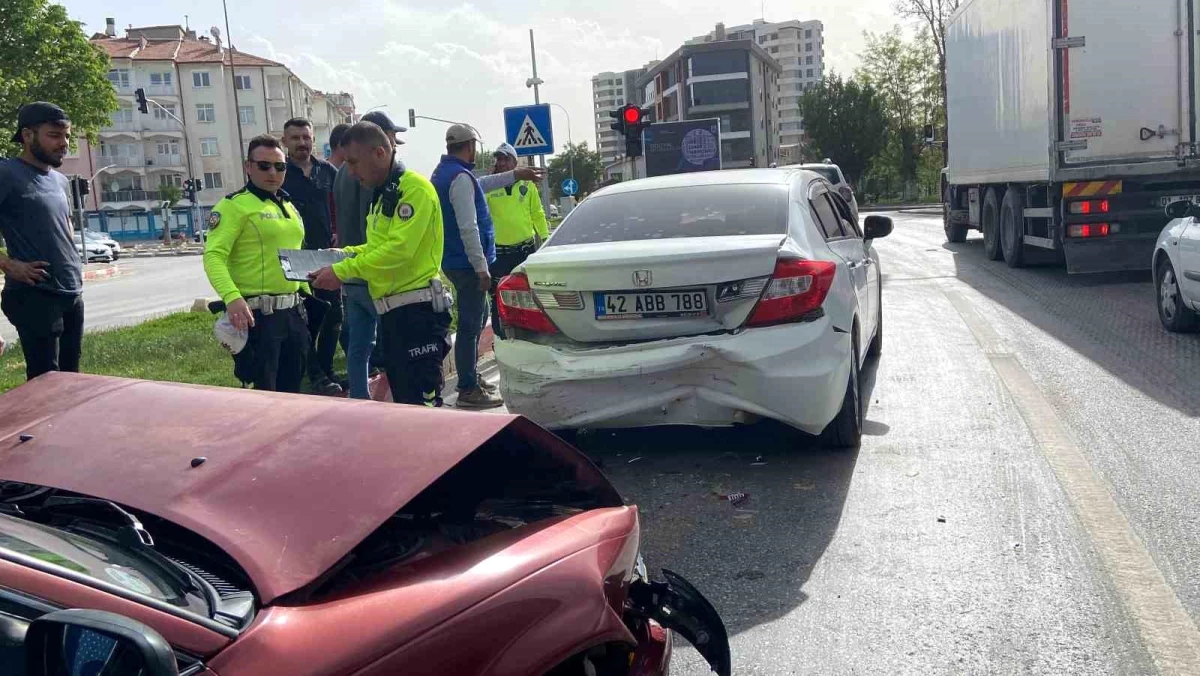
top-left (1063, 180), bottom-right (1123, 197)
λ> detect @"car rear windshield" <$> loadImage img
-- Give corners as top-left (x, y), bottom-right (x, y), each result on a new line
top-left (805, 166), bottom-right (841, 184)
top-left (547, 184), bottom-right (789, 247)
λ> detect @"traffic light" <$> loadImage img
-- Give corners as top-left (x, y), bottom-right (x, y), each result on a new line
top-left (183, 178), bottom-right (202, 202)
top-left (408, 108), bottom-right (417, 128)
top-left (609, 109), bottom-right (626, 135)
top-left (134, 88), bottom-right (149, 114)
top-left (615, 104), bottom-right (652, 158)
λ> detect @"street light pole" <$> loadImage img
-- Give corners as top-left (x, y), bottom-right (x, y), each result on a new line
top-left (145, 98), bottom-right (200, 240)
top-left (548, 102), bottom-right (574, 182)
top-left (222, 0), bottom-right (245, 158)
top-left (526, 29), bottom-right (551, 213)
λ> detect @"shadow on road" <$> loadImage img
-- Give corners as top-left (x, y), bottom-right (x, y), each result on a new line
top-left (572, 358), bottom-right (882, 637)
top-left (945, 236), bottom-right (1200, 416)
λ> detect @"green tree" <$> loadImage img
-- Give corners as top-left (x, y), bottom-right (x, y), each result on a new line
top-left (473, 145), bottom-right (497, 175)
top-left (0, 0), bottom-right (118, 157)
top-left (798, 74), bottom-right (888, 188)
top-left (158, 184), bottom-right (182, 207)
top-left (547, 142), bottom-right (603, 199)
top-left (895, 0), bottom-right (961, 162)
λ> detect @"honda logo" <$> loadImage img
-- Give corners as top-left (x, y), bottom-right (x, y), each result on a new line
top-left (633, 270), bottom-right (653, 288)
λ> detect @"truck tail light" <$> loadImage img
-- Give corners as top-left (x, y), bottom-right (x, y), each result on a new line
top-left (746, 259), bottom-right (837, 327)
top-left (1067, 223), bottom-right (1114, 238)
top-left (1068, 199), bottom-right (1110, 215)
top-left (497, 273), bottom-right (557, 334)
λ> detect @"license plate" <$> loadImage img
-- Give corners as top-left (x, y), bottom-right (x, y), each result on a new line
top-left (1160, 194), bottom-right (1200, 206)
top-left (594, 290), bottom-right (709, 320)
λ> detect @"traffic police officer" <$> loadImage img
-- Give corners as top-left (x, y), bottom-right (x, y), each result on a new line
top-left (310, 121), bottom-right (451, 407)
top-left (203, 134), bottom-right (309, 392)
top-left (485, 142), bottom-right (549, 339)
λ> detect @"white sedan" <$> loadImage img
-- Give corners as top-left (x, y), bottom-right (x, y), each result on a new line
top-left (494, 169), bottom-right (890, 447)
top-left (1153, 199), bottom-right (1200, 332)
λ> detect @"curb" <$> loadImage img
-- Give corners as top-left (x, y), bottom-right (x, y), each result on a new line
top-left (83, 264), bottom-right (121, 281)
top-left (127, 249), bottom-right (203, 258)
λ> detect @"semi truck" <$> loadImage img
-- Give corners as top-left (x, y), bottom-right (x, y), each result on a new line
top-left (941, 0), bottom-right (1200, 273)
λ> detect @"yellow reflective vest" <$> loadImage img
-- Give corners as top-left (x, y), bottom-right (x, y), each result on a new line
top-left (485, 180), bottom-right (549, 247)
top-left (332, 169), bottom-right (443, 300)
top-left (203, 185), bottom-right (306, 304)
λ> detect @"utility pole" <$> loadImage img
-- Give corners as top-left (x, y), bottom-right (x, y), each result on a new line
top-left (222, 0), bottom-right (245, 157)
top-left (69, 178), bottom-right (87, 263)
top-left (527, 29), bottom-right (551, 215)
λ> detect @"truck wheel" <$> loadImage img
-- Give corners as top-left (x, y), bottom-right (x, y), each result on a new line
top-left (943, 187), bottom-right (968, 243)
top-left (1157, 258), bottom-right (1199, 333)
top-left (982, 188), bottom-right (1003, 260)
top-left (1000, 189), bottom-right (1027, 268)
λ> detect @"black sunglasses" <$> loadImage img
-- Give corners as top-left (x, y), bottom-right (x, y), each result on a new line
top-left (252, 161), bottom-right (287, 172)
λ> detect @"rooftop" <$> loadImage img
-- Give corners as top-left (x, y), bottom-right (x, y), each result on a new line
top-left (91, 25), bottom-right (285, 68)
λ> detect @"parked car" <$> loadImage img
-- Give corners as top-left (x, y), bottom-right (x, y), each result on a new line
top-left (1153, 200), bottom-right (1200, 332)
top-left (0, 373), bottom-right (730, 676)
top-left (85, 229), bottom-right (122, 260)
top-left (71, 234), bottom-right (113, 263)
top-left (785, 160), bottom-right (859, 223)
top-left (495, 168), bottom-right (890, 447)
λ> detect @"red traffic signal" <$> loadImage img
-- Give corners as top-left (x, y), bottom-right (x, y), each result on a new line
top-left (622, 105), bottom-right (642, 125)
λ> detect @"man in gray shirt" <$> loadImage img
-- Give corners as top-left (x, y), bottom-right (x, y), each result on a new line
top-left (0, 102), bottom-right (84, 381)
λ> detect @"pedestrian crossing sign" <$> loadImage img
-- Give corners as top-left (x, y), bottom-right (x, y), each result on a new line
top-left (503, 104), bottom-right (554, 157)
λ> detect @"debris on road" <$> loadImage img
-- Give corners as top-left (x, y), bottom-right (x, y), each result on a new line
top-left (750, 455), bottom-right (767, 466)
top-left (937, 516), bottom-right (947, 523)
top-left (719, 491), bottom-right (749, 506)
top-left (627, 456), bottom-right (643, 464)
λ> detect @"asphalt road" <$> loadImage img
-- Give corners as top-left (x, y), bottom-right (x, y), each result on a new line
top-left (0, 256), bottom-right (211, 343)
top-left (476, 211), bottom-right (1200, 675)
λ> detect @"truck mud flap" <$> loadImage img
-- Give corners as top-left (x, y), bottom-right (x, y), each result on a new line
top-left (1062, 236), bottom-right (1157, 274)
top-left (627, 569), bottom-right (731, 676)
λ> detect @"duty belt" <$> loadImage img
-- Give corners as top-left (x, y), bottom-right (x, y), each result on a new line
top-left (373, 284), bottom-right (454, 315)
top-left (495, 239), bottom-right (536, 255)
top-left (244, 293), bottom-right (300, 315)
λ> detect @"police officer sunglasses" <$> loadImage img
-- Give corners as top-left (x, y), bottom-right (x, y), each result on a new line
top-left (253, 161), bottom-right (288, 172)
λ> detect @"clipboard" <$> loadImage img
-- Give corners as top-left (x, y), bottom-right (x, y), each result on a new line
top-left (278, 249), bottom-right (351, 282)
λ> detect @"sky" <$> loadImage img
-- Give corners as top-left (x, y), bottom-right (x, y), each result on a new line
top-left (61, 0), bottom-right (907, 173)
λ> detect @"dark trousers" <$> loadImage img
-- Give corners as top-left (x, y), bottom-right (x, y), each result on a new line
top-left (1, 287), bottom-right (84, 381)
top-left (304, 288), bottom-right (343, 382)
top-left (232, 306), bottom-right (309, 392)
top-left (489, 240), bottom-right (536, 340)
top-left (378, 301), bottom-right (451, 406)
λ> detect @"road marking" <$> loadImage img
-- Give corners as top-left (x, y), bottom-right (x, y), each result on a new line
top-left (945, 288), bottom-right (1200, 674)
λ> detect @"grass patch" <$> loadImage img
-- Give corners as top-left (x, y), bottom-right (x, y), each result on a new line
top-left (0, 312), bottom-right (238, 393)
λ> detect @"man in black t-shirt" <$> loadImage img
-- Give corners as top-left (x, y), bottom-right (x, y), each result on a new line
top-left (0, 102), bottom-right (84, 381)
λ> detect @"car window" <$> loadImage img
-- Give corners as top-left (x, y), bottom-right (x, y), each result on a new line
top-left (808, 190), bottom-right (847, 240)
top-left (546, 184), bottom-right (789, 246)
top-left (804, 166), bottom-right (842, 185)
top-left (826, 193), bottom-right (862, 238)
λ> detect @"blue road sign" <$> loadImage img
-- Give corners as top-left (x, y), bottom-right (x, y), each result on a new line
top-left (561, 178), bottom-right (579, 196)
top-left (504, 104), bottom-right (554, 157)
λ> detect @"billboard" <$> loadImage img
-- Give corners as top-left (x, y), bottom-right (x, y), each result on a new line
top-left (643, 118), bottom-right (722, 178)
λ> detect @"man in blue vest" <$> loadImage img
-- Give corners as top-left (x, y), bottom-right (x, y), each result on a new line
top-left (430, 124), bottom-right (543, 409)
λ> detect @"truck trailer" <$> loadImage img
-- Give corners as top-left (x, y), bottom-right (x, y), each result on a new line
top-left (942, 0), bottom-right (1200, 273)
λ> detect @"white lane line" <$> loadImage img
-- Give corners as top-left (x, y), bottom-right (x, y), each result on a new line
top-left (945, 288), bottom-right (1200, 674)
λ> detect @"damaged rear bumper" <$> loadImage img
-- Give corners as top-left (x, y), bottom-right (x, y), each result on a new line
top-left (494, 318), bottom-right (851, 435)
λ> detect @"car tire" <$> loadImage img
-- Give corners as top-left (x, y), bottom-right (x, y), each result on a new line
top-left (1156, 257), bottom-right (1199, 333)
top-left (867, 285), bottom-right (883, 359)
top-left (822, 334), bottom-right (862, 449)
top-left (982, 188), bottom-right (1004, 261)
top-left (1000, 189), bottom-right (1027, 268)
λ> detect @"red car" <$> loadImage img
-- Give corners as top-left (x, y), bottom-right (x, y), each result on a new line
top-left (0, 373), bottom-right (729, 676)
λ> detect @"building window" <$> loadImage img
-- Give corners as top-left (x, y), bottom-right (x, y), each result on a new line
top-left (758, 36), bottom-right (766, 44)
top-left (807, 69), bottom-right (814, 78)
top-left (805, 43), bottom-right (813, 52)
top-left (110, 107), bottom-right (133, 124)
top-left (204, 172), bottom-right (223, 190)
top-left (769, 46), bottom-right (779, 54)
top-left (689, 50), bottom-right (749, 77)
top-left (234, 75), bottom-right (252, 90)
top-left (195, 104), bottom-right (216, 123)
top-left (192, 71), bottom-right (212, 88)
top-left (149, 72), bottom-right (172, 87)
top-left (200, 137), bottom-right (219, 156)
top-left (159, 174), bottom-right (183, 188)
top-left (106, 69), bottom-right (130, 88)
top-left (238, 106), bottom-right (255, 124)
top-left (806, 56), bottom-right (813, 65)
top-left (805, 29), bottom-right (812, 38)
top-left (152, 104), bottom-right (176, 121)
top-left (691, 79), bottom-right (750, 106)
top-left (155, 140), bottom-right (180, 156)
top-left (770, 32), bottom-right (779, 40)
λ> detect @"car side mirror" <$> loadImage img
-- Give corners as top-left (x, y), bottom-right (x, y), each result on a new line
top-left (864, 215), bottom-right (893, 240)
top-left (1164, 200), bottom-right (1196, 219)
top-left (24, 609), bottom-right (178, 676)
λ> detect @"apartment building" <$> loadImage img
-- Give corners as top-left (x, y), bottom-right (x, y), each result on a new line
top-left (591, 64), bottom-right (656, 166)
top-left (637, 32), bottom-right (781, 169)
top-left (61, 19), bottom-right (354, 222)
top-left (688, 19), bottom-right (825, 162)
top-left (313, 91), bottom-right (357, 157)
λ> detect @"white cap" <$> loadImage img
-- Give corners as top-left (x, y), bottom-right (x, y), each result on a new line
top-left (493, 142), bottom-right (518, 159)
top-left (213, 313), bottom-right (248, 355)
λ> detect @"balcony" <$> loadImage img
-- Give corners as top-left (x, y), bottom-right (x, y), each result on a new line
top-left (101, 120), bottom-right (139, 134)
top-left (101, 190), bottom-right (155, 203)
top-left (142, 119), bottom-right (183, 134)
top-left (99, 155), bottom-right (147, 168)
top-left (143, 84), bottom-right (177, 97)
top-left (146, 154), bottom-right (184, 168)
